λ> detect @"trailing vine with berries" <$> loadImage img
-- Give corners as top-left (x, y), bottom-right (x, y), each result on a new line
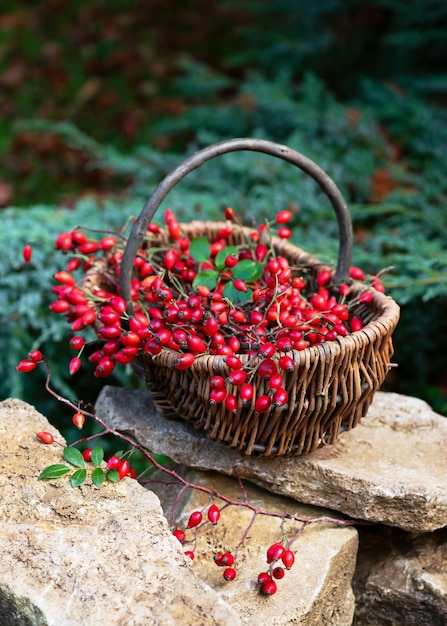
top-left (29, 352), bottom-right (359, 596)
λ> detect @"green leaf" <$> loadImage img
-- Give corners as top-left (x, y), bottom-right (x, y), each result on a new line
top-left (38, 464), bottom-right (71, 480)
top-left (63, 446), bottom-right (85, 468)
top-left (91, 467), bottom-right (106, 487)
top-left (223, 281), bottom-right (253, 304)
top-left (189, 237), bottom-right (210, 263)
top-left (70, 468), bottom-right (87, 488)
top-left (193, 269), bottom-right (219, 291)
top-left (91, 446), bottom-right (104, 467)
top-left (107, 469), bottom-right (120, 482)
top-left (232, 259), bottom-right (263, 282)
top-left (215, 246), bottom-right (239, 271)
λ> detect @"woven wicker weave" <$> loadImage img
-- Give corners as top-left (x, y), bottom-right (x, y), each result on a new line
top-left (115, 139), bottom-right (400, 457)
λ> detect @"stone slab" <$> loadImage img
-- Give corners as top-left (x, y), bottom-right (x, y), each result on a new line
top-left (96, 387), bottom-right (447, 532)
top-left (353, 525), bottom-right (447, 625)
top-left (0, 398), bottom-right (240, 626)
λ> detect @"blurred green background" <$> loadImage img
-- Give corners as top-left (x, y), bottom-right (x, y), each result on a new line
top-left (1, 0), bottom-right (447, 446)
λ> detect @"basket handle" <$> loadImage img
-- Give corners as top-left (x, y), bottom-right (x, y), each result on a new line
top-left (119, 138), bottom-right (353, 313)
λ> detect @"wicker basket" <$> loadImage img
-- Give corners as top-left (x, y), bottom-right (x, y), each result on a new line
top-left (117, 138), bottom-right (400, 457)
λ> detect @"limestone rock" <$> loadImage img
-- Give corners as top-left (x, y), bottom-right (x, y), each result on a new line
top-left (96, 387), bottom-right (447, 532)
top-left (353, 525), bottom-right (447, 626)
top-left (0, 398), bottom-right (240, 626)
top-left (149, 467), bottom-right (358, 626)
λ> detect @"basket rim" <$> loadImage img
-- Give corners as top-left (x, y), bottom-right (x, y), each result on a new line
top-left (135, 220), bottom-right (400, 372)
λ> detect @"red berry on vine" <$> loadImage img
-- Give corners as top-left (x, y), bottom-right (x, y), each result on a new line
top-left (259, 343), bottom-right (276, 358)
top-left (282, 549), bottom-right (295, 569)
top-left (258, 572), bottom-right (271, 585)
top-left (168, 220), bottom-right (181, 240)
top-left (276, 336), bottom-right (293, 352)
top-left (278, 355), bottom-right (294, 372)
top-left (117, 459), bottom-right (130, 480)
top-left (107, 456), bottom-right (121, 470)
top-left (226, 369), bottom-right (247, 386)
top-left (28, 350), bottom-right (43, 362)
top-left (187, 335), bottom-right (207, 354)
top-left (69, 336), bottom-right (85, 350)
top-left (69, 357), bottom-right (82, 375)
top-left (54, 270), bottom-right (75, 286)
top-left (224, 207), bottom-right (235, 220)
top-left (109, 296), bottom-right (127, 314)
top-left (339, 284), bottom-right (350, 297)
top-left (16, 359), bottom-right (37, 373)
top-left (224, 253), bottom-right (238, 268)
top-left (209, 388), bottom-right (227, 404)
top-left (23, 244), bottom-right (32, 263)
top-left (277, 227), bottom-right (292, 239)
top-left (173, 529), bottom-right (186, 543)
top-left (268, 373), bottom-right (283, 390)
top-left (234, 279), bottom-right (247, 292)
top-left (371, 277), bottom-right (385, 293)
top-left (267, 543), bottom-right (284, 563)
top-left (55, 231), bottom-right (73, 251)
top-left (272, 388), bottom-right (288, 407)
top-left (258, 359), bottom-right (277, 379)
top-left (184, 551), bottom-right (195, 560)
top-left (49, 299), bottom-right (71, 313)
top-left (310, 294), bottom-right (328, 311)
top-left (260, 580), bottom-right (277, 596)
top-left (350, 317), bottom-right (363, 332)
top-left (317, 269), bottom-right (331, 286)
top-left (100, 236), bottom-right (119, 251)
top-left (272, 566), bottom-right (285, 580)
top-left (359, 291), bottom-right (373, 303)
top-left (225, 355), bottom-right (242, 370)
top-left (223, 567), bottom-right (237, 581)
top-left (187, 510), bottom-right (203, 529)
top-left (203, 317), bottom-right (219, 337)
top-left (210, 375), bottom-right (225, 389)
top-left (36, 431), bottom-right (54, 444)
top-left (239, 383), bottom-right (254, 403)
top-left (72, 412), bottom-right (85, 429)
top-left (349, 266), bottom-right (365, 280)
top-left (215, 553), bottom-right (234, 566)
top-left (227, 336), bottom-right (240, 353)
top-left (225, 394), bottom-right (238, 412)
top-left (82, 448), bottom-right (93, 462)
top-left (175, 353), bottom-right (195, 370)
top-left (255, 243), bottom-right (267, 261)
top-left (255, 395), bottom-right (271, 413)
top-left (207, 504), bottom-right (221, 525)
top-left (275, 209), bottom-right (292, 224)
top-left (79, 240), bottom-right (99, 255)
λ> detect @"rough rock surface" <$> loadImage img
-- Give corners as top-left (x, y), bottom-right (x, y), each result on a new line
top-left (353, 525), bottom-right (447, 626)
top-left (149, 467), bottom-right (358, 626)
top-left (96, 388), bottom-right (447, 532)
top-left (0, 398), bottom-right (240, 626)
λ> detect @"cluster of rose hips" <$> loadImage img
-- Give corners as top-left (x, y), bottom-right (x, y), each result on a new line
top-left (172, 504), bottom-right (238, 584)
top-left (257, 542), bottom-right (295, 596)
top-left (171, 502), bottom-right (296, 594)
top-left (18, 205), bottom-right (384, 421)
